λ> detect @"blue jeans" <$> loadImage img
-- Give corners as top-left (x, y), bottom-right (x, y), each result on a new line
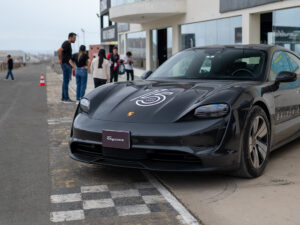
top-left (75, 68), bottom-right (88, 101)
top-left (61, 63), bottom-right (72, 100)
top-left (6, 69), bottom-right (14, 80)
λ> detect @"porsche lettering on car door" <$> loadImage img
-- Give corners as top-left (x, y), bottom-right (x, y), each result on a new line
top-left (271, 51), bottom-right (300, 143)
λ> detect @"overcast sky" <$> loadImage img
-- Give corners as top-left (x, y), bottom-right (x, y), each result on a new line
top-left (0, 0), bottom-right (100, 54)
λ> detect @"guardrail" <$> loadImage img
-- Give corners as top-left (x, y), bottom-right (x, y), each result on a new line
top-left (0, 62), bottom-right (25, 73)
top-left (51, 60), bottom-right (63, 74)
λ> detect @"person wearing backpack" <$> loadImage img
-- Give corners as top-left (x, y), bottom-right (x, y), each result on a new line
top-left (90, 49), bottom-right (110, 88)
top-left (70, 45), bottom-right (89, 103)
top-left (107, 46), bottom-right (120, 82)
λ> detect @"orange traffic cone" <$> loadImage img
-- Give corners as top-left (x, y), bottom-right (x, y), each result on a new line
top-left (39, 73), bottom-right (46, 86)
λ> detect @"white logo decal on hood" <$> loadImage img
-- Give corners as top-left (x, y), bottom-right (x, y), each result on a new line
top-left (130, 89), bottom-right (174, 107)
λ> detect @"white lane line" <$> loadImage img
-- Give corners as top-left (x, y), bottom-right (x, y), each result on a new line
top-left (142, 195), bottom-right (167, 204)
top-left (47, 117), bottom-right (73, 125)
top-left (83, 199), bottom-right (115, 210)
top-left (51, 193), bottom-right (82, 204)
top-left (50, 210), bottom-right (85, 222)
top-left (110, 189), bottom-right (140, 199)
top-left (133, 182), bottom-right (154, 189)
top-left (116, 205), bottom-right (150, 216)
top-left (143, 171), bottom-right (200, 225)
top-left (81, 185), bottom-right (109, 193)
top-left (47, 97), bottom-right (61, 102)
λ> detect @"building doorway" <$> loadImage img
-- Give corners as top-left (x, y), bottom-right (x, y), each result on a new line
top-left (157, 29), bottom-right (168, 66)
top-left (260, 8), bottom-right (300, 56)
top-left (151, 27), bottom-right (172, 70)
top-left (261, 12), bottom-right (273, 44)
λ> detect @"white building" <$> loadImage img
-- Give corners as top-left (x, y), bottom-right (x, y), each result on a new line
top-left (0, 50), bottom-right (26, 63)
top-left (104, 0), bottom-right (300, 72)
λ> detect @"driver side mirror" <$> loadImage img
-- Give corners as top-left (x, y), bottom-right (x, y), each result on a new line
top-left (141, 71), bottom-right (152, 80)
top-left (276, 71), bottom-right (297, 83)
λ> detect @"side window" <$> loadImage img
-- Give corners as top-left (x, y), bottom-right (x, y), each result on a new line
top-left (287, 53), bottom-right (300, 77)
top-left (270, 51), bottom-right (291, 81)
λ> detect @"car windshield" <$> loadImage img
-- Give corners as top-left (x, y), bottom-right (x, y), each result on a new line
top-left (149, 48), bottom-right (267, 81)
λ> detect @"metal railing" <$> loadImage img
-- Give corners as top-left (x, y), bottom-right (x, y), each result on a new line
top-left (51, 59), bottom-right (63, 74)
top-left (0, 62), bottom-right (25, 73)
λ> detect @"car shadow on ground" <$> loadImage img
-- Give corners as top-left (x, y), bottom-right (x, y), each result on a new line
top-left (147, 138), bottom-right (300, 202)
top-left (81, 138), bottom-right (299, 204)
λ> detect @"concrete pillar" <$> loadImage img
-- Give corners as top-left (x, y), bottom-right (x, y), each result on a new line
top-left (118, 33), bottom-right (126, 56)
top-left (242, 13), bottom-right (261, 44)
top-left (124, 33), bottom-right (127, 56)
top-left (172, 24), bottom-right (181, 54)
top-left (145, 29), bottom-right (152, 71)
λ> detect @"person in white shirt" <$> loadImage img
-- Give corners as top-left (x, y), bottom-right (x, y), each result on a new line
top-left (123, 51), bottom-right (134, 81)
top-left (90, 49), bottom-right (110, 88)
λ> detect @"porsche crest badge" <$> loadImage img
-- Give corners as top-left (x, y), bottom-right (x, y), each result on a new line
top-left (128, 112), bottom-right (135, 117)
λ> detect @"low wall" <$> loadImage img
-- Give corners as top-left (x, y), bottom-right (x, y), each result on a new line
top-left (0, 62), bottom-right (25, 72)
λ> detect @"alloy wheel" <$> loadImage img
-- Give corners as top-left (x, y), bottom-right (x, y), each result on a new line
top-left (248, 116), bottom-right (269, 169)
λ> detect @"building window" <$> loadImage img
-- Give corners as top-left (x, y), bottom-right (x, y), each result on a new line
top-left (111, 0), bottom-right (146, 7)
top-left (167, 27), bottom-right (173, 58)
top-left (127, 31), bottom-right (146, 69)
top-left (102, 15), bottom-right (110, 28)
top-left (272, 7), bottom-right (300, 56)
top-left (100, 0), bottom-right (108, 13)
top-left (181, 16), bottom-right (242, 50)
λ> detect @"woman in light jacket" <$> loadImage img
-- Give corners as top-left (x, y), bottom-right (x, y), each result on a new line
top-left (90, 49), bottom-right (110, 88)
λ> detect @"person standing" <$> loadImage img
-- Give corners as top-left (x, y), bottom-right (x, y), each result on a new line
top-left (90, 49), bottom-right (110, 88)
top-left (5, 55), bottom-right (14, 80)
top-left (124, 51), bottom-right (134, 81)
top-left (70, 45), bottom-right (89, 103)
top-left (57, 32), bottom-right (76, 103)
top-left (107, 46), bottom-right (120, 82)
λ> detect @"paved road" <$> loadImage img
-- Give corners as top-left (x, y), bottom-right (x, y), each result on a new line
top-left (0, 64), bottom-right (51, 225)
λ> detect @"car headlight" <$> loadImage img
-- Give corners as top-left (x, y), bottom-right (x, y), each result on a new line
top-left (80, 98), bottom-right (90, 113)
top-left (194, 104), bottom-right (229, 118)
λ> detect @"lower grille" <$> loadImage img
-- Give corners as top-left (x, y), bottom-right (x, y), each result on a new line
top-left (71, 142), bottom-right (201, 164)
top-left (147, 150), bottom-right (201, 163)
top-left (71, 143), bottom-right (103, 156)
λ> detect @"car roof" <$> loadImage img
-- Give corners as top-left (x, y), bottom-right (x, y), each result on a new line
top-left (188, 44), bottom-right (283, 52)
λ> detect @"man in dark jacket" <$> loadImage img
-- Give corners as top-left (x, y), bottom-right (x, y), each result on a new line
top-left (5, 55), bottom-right (14, 80)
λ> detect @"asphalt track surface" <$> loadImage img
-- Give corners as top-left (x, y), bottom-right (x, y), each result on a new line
top-left (0, 64), bottom-right (51, 225)
top-left (0, 64), bottom-right (196, 225)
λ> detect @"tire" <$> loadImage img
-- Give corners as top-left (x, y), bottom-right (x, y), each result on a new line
top-left (235, 106), bottom-right (271, 178)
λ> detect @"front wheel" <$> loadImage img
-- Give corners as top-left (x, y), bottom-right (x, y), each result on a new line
top-left (236, 106), bottom-right (271, 178)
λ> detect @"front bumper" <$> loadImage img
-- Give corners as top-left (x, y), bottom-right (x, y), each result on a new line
top-left (69, 113), bottom-right (240, 172)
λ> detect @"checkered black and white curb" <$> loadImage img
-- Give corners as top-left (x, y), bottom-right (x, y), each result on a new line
top-left (50, 178), bottom-right (199, 224)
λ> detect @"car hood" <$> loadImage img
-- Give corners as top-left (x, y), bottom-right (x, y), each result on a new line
top-left (90, 79), bottom-right (253, 123)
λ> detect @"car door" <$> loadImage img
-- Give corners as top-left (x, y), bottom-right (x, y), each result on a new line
top-left (270, 51), bottom-right (300, 145)
top-left (286, 52), bottom-right (300, 131)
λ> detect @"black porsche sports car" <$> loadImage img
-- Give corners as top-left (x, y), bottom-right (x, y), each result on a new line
top-left (70, 45), bottom-right (300, 178)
